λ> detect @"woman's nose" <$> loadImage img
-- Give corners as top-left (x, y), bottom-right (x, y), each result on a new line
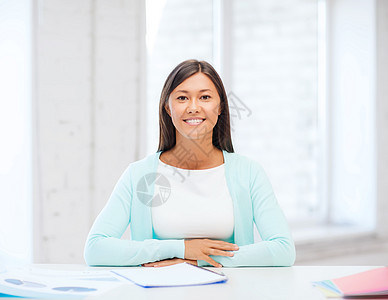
top-left (186, 98), bottom-right (200, 113)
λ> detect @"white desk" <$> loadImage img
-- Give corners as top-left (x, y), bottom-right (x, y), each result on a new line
top-left (1, 264), bottom-right (381, 299)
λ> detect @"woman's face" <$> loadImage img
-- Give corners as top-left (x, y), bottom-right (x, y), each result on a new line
top-left (165, 72), bottom-right (221, 141)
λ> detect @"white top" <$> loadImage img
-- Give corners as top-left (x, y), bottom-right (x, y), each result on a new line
top-left (151, 159), bottom-right (234, 241)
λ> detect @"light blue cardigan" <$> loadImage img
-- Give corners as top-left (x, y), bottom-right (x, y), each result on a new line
top-left (84, 150), bottom-right (296, 267)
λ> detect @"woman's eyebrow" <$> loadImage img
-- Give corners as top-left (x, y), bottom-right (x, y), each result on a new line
top-left (175, 89), bottom-right (213, 93)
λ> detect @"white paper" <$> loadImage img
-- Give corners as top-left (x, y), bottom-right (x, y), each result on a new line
top-left (0, 267), bottom-right (125, 298)
top-left (25, 266), bottom-right (121, 282)
top-left (112, 263), bottom-right (227, 288)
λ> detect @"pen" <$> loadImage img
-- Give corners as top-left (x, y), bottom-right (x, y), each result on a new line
top-left (187, 263), bottom-right (226, 277)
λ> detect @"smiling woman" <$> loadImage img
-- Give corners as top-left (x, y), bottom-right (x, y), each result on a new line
top-left (166, 74), bottom-right (220, 142)
top-left (158, 60), bottom-right (232, 170)
top-left (84, 59), bottom-right (296, 268)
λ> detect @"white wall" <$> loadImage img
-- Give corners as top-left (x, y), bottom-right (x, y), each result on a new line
top-left (33, 0), bottom-right (144, 263)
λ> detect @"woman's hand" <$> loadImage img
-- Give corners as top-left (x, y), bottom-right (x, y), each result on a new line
top-left (184, 239), bottom-right (239, 268)
top-left (142, 258), bottom-right (197, 267)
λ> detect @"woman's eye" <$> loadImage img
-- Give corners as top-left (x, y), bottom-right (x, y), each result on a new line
top-left (201, 95), bottom-right (211, 100)
top-left (177, 96), bottom-right (188, 100)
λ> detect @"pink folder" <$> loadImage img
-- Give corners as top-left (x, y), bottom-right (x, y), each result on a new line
top-left (332, 267), bottom-right (388, 296)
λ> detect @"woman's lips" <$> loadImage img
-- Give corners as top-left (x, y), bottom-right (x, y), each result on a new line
top-left (183, 118), bottom-right (205, 125)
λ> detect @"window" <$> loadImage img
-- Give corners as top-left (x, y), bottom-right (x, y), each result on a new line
top-left (324, 0), bottom-right (376, 229)
top-left (0, 0), bottom-right (32, 262)
top-left (230, 0), bottom-right (319, 223)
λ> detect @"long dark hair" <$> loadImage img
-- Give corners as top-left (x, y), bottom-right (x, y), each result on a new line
top-left (157, 59), bottom-right (234, 153)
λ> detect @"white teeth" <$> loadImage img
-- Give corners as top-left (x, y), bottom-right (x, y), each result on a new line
top-left (185, 119), bottom-right (204, 125)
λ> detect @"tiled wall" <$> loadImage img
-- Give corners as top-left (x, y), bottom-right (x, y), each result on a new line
top-left (34, 0), bottom-right (142, 263)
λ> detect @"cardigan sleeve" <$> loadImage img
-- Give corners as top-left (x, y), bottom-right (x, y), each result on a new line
top-left (84, 165), bottom-right (185, 266)
top-left (198, 161), bottom-right (296, 267)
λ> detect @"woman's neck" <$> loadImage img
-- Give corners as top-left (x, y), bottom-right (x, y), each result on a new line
top-left (161, 136), bottom-right (224, 170)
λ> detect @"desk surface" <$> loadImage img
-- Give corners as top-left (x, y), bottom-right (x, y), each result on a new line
top-left (1, 264), bottom-right (382, 300)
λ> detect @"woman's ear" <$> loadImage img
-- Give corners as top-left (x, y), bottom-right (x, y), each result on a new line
top-left (165, 103), bottom-right (171, 116)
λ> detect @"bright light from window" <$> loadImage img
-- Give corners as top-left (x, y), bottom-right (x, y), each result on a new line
top-left (0, 0), bottom-right (32, 264)
top-left (145, 0), bottom-right (166, 56)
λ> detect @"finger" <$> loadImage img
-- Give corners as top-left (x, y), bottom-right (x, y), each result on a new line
top-left (205, 239), bottom-right (238, 247)
top-left (153, 263), bottom-right (165, 267)
top-left (207, 248), bottom-right (235, 257)
top-left (154, 258), bottom-right (182, 267)
top-left (202, 256), bottom-right (222, 268)
top-left (153, 261), bottom-right (178, 267)
top-left (186, 260), bottom-right (198, 266)
top-left (206, 240), bottom-right (239, 251)
top-left (142, 263), bottom-right (155, 267)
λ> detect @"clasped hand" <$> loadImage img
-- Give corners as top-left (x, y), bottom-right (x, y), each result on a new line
top-left (142, 238), bottom-right (239, 268)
